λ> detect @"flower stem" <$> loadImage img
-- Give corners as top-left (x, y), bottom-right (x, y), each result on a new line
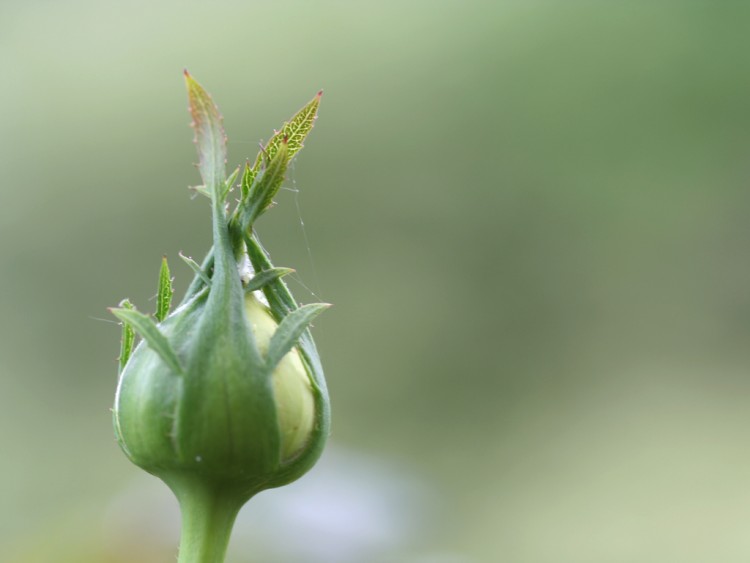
top-left (173, 478), bottom-right (243, 563)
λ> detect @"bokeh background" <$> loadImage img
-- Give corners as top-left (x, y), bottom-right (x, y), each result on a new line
top-left (3, 1), bottom-right (750, 561)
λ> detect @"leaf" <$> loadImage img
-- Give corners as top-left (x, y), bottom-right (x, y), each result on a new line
top-left (110, 307), bottom-right (184, 375)
top-left (240, 161), bottom-right (253, 201)
top-left (179, 252), bottom-right (211, 286)
top-left (265, 303), bottom-right (330, 372)
top-left (241, 140), bottom-right (290, 228)
top-left (117, 299), bottom-right (136, 374)
top-left (245, 90), bottom-right (322, 188)
top-left (155, 256), bottom-right (173, 322)
top-left (245, 267), bottom-right (294, 292)
top-left (184, 70), bottom-right (227, 198)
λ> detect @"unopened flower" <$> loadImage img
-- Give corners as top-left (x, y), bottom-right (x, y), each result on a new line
top-left (110, 72), bottom-right (330, 563)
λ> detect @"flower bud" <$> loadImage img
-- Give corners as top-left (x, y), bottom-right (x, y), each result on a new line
top-left (111, 72), bottom-right (330, 538)
top-left (113, 286), bottom-right (328, 494)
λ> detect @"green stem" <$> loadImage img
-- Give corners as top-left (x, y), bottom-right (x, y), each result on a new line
top-left (210, 192), bottom-right (234, 288)
top-left (175, 480), bottom-right (243, 563)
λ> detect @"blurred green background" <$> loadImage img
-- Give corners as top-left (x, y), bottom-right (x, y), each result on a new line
top-left (3, 1), bottom-right (750, 561)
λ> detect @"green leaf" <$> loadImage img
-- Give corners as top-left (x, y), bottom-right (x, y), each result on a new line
top-left (179, 252), bottom-right (211, 287)
top-left (265, 303), bottom-right (330, 372)
top-left (117, 299), bottom-right (136, 374)
top-left (155, 256), bottom-right (173, 322)
top-left (245, 267), bottom-right (294, 292)
top-left (240, 161), bottom-right (253, 201)
top-left (184, 70), bottom-right (227, 198)
top-left (110, 307), bottom-right (184, 375)
top-left (241, 140), bottom-right (290, 229)
top-left (246, 90), bottom-right (322, 188)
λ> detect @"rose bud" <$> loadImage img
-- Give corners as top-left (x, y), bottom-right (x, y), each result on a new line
top-left (110, 72), bottom-right (330, 563)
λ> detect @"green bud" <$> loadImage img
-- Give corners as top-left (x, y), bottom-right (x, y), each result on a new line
top-left (111, 72), bottom-right (329, 563)
top-left (112, 288), bottom-right (328, 490)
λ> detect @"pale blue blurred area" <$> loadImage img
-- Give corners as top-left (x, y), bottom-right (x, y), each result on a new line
top-left (3, 1), bottom-right (750, 561)
top-left (99, 446), bottom-right (439, 563)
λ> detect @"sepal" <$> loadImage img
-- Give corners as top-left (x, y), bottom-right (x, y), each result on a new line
top-left (179, 252), bottom-right (211, 287)
top-left (110, 306), bottom-right (184, 375)
top-left (184, 70), bottom-right (227, 198)
top-left (266, 303), bottom-right (330, 372)
top-left (117, 299), bottom-right (136, 374)
top-left (245, 267), bottom-right (295, 292)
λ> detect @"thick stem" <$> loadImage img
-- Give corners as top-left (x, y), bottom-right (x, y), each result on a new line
top-left (175, 480), bottom-right (242, 563)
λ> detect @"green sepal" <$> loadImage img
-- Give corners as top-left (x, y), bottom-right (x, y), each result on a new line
top-left (245, 267), bottom-right (294, 293)
top-left (184, 70), bottom-right (227, 199)
top-left (244, 235), bottom-right (297, 316)
top-left (179, 252), bottom-right (211, 287)
top-left (181, 253), bottom-right (214, 303)
top-left (190, 185), bottom-right (211, 199)
top-left (194, 165), bottom-right (238, 201)
top-left (117, 299), bottom-right (136, 374)
top-left (245, 91), bottom-right (322, 189)
top-left (244, 233), bottom-right (329, 393)
top-left (266, 303), bottom-right (330, 373)
top-left (241, 141), bottom-right (290, 229)
top-left (156, 256), bottom-right (173, 322)
top-left (222, 165), bottom-right (241, 201)
top-left (110, 307), bottom-right (184, 375)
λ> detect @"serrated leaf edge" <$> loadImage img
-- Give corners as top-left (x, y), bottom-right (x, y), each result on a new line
top-left (155, 256), bottom-right (173, 322)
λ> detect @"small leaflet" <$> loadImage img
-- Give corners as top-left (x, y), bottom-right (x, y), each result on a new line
top-left (245, 90), bottom-right (322, 190)
top-left (156, 256), bottom-right (173, 323)
top-left (242, 141), bottom-right (290, 229)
